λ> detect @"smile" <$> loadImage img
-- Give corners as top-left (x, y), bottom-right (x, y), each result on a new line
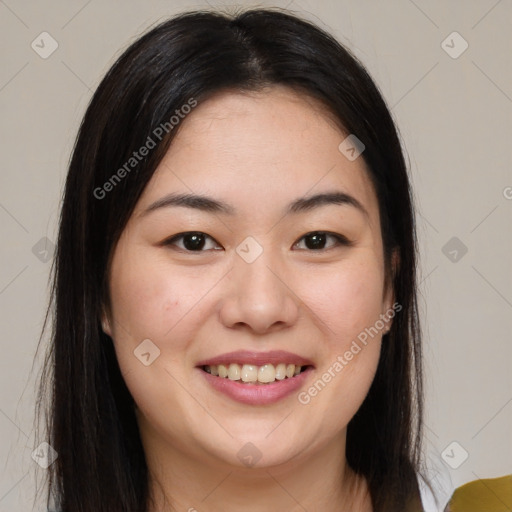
top-left (202, 363), bottom-right (310, 384)
top-left (198, 365), bottom-right (314, 405)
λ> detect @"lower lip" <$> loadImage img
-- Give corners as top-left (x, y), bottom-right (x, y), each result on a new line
top-left (197, 367), bottom-right (314, 405)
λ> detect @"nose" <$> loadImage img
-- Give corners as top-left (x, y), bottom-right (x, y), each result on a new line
top-left (218, 249), bottom-right (300, 335)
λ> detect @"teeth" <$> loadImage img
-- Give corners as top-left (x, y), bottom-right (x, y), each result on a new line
top-left (203, 363), bottom-right (307, 384)
top-left (241, 364), bottom-right (258, 383)
top-left (275, 363), bottom-right (287, 380)
top-left (228, 363), bottom-right (241, 381)
top-left (258, 364), bottom-right (275, 383)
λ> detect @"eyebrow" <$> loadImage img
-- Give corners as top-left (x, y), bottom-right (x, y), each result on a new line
top-left (141, 190), bottom-right (368, 218)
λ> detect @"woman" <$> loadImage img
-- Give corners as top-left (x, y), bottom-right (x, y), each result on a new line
top-left (35, 8), bottom-right (442, 511)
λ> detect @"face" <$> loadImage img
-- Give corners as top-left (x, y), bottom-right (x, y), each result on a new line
top-left (102, 86), bottom-right (396, 473)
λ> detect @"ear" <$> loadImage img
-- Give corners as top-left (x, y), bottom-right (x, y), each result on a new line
top-left (382, 248), bottom-right (400, 332)
top-left (100, 306), bottom-right (112, 337)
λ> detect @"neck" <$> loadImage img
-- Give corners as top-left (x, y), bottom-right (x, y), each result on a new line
top-left (140, 422), bottom-right (372, 512)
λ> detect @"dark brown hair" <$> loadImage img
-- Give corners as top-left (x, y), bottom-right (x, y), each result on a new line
top-left (35, 7), bottom-right (424, 511)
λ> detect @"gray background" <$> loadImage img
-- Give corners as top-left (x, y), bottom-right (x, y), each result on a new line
top-left (1, 0), bottom-right (511, 510)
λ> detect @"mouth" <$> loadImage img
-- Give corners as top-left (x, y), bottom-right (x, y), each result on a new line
top-left (195, 351), bottom-right (315, 405)
top-left (195, 350), bottom-right (315, 405)
top-left (201, 363), bottom-right (313, 385)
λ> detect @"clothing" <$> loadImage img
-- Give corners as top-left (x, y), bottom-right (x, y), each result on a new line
top-left (417, 453), bottom-right (455, 511)
top-left (446, 474), bottom-right (512, 511)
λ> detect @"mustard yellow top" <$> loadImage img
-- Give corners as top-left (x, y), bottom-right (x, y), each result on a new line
top-left (445, 474), bottom-right (512, 512)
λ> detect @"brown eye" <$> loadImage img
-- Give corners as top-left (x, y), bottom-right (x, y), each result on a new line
top-left (163, 230), bottom-right (351, 253)
top-left (294, 231), bottom-right (351, 251)
top-left (164, 232), bottom-right (221, 252)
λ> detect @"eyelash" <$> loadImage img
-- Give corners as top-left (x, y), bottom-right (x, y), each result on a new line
top-left (162, 231), bottom-right (352, 253)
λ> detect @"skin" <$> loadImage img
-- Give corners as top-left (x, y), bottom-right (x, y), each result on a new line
top-left (102, 85), bottom-right (397, 512)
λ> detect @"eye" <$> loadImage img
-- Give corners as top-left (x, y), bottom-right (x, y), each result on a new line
top-left (162, 230), bottom-right (352, 253)
top-left (163, 232), bottom-right (221, 252)
top-left (293, 231), bottom-right (352, 251)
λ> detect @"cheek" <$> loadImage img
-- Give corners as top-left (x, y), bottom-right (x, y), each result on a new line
top-left (306, 258), bottom-right (385, 340)
top-left (106, 259), bottom-right (195, 415)
top-left (107, 252), bottom-right (223, 392)
top-left (108, 254), bottom-right (188, 343)
top-left (296, 258), bottom-right (384, 417)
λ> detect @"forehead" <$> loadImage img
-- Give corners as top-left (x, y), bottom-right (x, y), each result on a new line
top-left (135, 86), bottom-right (380, 227)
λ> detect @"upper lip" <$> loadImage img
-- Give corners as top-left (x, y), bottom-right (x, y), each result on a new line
top-left (196, 350), bottom-right (314, 368)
